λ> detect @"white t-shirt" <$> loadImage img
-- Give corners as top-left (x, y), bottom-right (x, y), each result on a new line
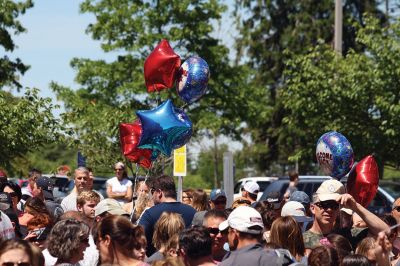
top-left (0, 211), bottom-right (15, 239)
top-left (106, 177), bottom-right (132, 203)
top-left (61, 191), bottom-right (78, 212)
top-left (43, 235), bottom-right (98, 266)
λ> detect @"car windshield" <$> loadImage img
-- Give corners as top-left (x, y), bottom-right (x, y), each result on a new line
top-left (379, 182), bottom-right (400, 199)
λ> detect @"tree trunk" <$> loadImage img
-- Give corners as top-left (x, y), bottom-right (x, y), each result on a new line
top-left (213, 133), bottom-right (219, 188)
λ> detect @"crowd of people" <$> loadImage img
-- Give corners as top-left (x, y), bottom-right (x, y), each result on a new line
top-left (0, 163), bottom-right (399, 265)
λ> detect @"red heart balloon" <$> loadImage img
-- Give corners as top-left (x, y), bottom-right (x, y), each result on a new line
top-left (119, 120), bottom-right (153, 169)
top-left (144, 39), bottom-right (181, 92)
top-left (347, 155), bottom-right (379, 207)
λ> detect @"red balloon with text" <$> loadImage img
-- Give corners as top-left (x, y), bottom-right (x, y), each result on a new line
top-left (119, 121), bottom-right (153, 169)
top-left (347, 155), bottom-right (379, 207)
top-left (144, 39), bottom-right (181, 92)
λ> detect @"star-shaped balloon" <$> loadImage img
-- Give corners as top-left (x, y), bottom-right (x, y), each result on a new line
top-left (144, 39), bottom-right (181, 93)
top-left (119, 120), bottom-right (159, 169)
top-left (136, 99), bottom-right (193, 157)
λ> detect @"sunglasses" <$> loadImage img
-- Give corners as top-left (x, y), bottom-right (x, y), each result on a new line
top-left (2, 263), bottom-right (30, 266)
top-left (315, 200), bottom-right (339, 210)
top-left (150, 188), bottom-right (160, 195)
top-left (114, 168), bottom-right (123, 171)
top-left (6, 192), bottom-right (17, 198)
top-left (393, 206), bottom-right (400, 212)
top-left (207, 227), bottom-right (220, 235)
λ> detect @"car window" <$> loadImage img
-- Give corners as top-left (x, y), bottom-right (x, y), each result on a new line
top-left (257, 181), bottom-right (272, 192)
top-left (379, 182), bottom-right (400, 200)
top-left (234, 182), bottom-right (242, 194)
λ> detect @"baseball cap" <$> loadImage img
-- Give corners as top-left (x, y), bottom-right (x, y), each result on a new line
top-left (314, 179), bottom-right (345, 202)
top-left (281, 201), bottom-right (313, 223)
top-left (243, 181), bottom-right (260, 195)
top-left (219, 206), bottom-right (264, 234)
top-left (289, 191), bottom-right (310, 206)
top-left (94, 198), bottom-right (129, 216)
top-left (0, 192), bottom-right (12, 211)
top-left (210, 189), bottom-right (226, 201)
top-left (36, 176), bottom-right (54, 199)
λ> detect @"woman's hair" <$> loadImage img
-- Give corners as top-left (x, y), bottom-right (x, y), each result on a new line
top-left (341, 254), bottom-right (371, 266)
top-left (24, 197), bottom-right (50, 216)
top-left (134, 192), bottom-right (153, 219)
top-left (326, 234), bottom-right (353, 261)
top-left (191, 189), bottom-right (208, 211)
top-left (95, 215), bottom-right (145, 258)
top-left (27, 213), bottom-right (52, 231)
top-left (269, 216), bottom-right (305, 258)
top-left (152, 212), bottom-right (185, 250)
top-left (114, 162), bottom-right (128, 179)
top-left (355, 237), bottom-right (375, 257)
top-left (47, 219), bottom-right (90, 261)
top-left (152, 257), bottom-right (185, 266)
top-left (162, 234), bottom-right (179, 257)
top-left (308, 246), bottom-right (340, 266)
top-left (0, 239), bottom-right (34, 265)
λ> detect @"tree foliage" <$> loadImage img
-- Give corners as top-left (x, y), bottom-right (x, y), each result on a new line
top-left (53, 0), bottom-right (248, 171)
top-left (234, 0), bottom-right (386, 173)
top-left (0, 0), bottom-right (33, 89)
top-left (282, 16), bottom-right (400, 173)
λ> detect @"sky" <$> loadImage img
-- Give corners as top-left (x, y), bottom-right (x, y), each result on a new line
top-left (9, 0), bottom-right (243, 153)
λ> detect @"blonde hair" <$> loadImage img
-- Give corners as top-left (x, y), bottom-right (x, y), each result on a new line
top-left (77, 190), bottom-right (101, 206)
top-left (355, 237), bottom-right (376, 257)
top-left (152, 212), bottom-right (185, 250)
top-left (152, 257), bottom-right (185, 266)
top-left (134, 192), bottom-right (153, 218)
top-left (191, 189), bottom-right (208, 211)
top-left (162, 234), bottom-right (179, 257)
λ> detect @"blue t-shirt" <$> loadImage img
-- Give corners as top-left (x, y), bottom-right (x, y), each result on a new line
top-left (138, 201), bottom-right (196, 256)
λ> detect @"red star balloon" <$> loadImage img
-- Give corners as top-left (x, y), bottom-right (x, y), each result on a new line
top-left (119, 120), bottom-right (156, 169)
top-left (347, 155), bottom-right (379, 207)
top-left (144, 39), bottom-right (181, 92)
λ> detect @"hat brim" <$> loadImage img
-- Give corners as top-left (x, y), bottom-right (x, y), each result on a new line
top-left (108, 209), bottom-right (130, 216)
top-left (219, 220), bottom-right (229, 231)
top-left (292, 216), bottom-right (313, 223)
top-left (316, 193), bottom-right (339, 202)
top-left (340, 207), bottom-right (353, 215)
top-left (211, 194), bottom-right (226, 201)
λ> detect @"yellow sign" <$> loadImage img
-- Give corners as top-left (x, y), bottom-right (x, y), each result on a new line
top-left (174, 145), bottom-right (187, 176)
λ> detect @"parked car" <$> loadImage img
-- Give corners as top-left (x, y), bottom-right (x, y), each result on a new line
top-left (259, 175), bottom-right (399, 216)
top-left (234, 176), bottom-right (279, 200)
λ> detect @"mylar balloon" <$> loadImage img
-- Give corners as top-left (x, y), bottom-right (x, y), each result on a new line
top-left (136, 99), bottom-right (193, 157)
top-left (144, 39), bottom-right (181, 92)
top-left (347, 155), bottom-right (379, 207)
top-left (119, 121), bottom-right (158, 169)
top-left (316, 131), bottom-right (354, 179)
top-left (176, 56), bottom-right (210, 103)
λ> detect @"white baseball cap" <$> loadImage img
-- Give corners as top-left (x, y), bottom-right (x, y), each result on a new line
top-left (219, 206), bottom-right (264, 234)
top-left (281, 201), bottom-right (313, 223)
top-left (314, 179), bottom-right (345, 202)
top-left (243, 181), bottom-right (260, 195)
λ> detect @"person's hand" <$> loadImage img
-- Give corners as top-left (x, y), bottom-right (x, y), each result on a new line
top-left (23, 231), bottom-right (37, 241)
top-left (374, 231), bottom-right (392, 266)
top-left (336, 193), bottom-right (357, 210)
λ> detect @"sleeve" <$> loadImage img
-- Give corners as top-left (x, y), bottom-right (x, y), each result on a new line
top-left (126, 179), bottom-right (133, 187)
top-left (138, 209), bottom-right (154, 248)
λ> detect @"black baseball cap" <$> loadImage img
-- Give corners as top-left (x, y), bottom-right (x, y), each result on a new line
top-left (35, 176), bottom-right (54, 199)
top-left (0, 192), bottom-right (12, 211)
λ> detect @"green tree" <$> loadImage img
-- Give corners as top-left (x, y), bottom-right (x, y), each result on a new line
top-left (52, 0), bottom-right (247, 172)
top-left (281, 16), bottom-right (400, 175)
top-left (234, 0), bottom-right (386, 173)
top-left (0, 0), bottom-right (33, 89)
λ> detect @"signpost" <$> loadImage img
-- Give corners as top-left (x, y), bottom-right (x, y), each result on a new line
top-left (174, 145), bottom-right (187, 202)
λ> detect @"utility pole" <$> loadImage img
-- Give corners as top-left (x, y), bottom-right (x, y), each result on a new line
top-left (334, 0), bottom-right (343, 54)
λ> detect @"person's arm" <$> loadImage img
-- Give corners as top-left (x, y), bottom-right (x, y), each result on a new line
top-left (124, 184), bottom-right (133, 201)
top-left (336, 194), bottom-right (389, 236)
top-left (374, 231), bottom-right (392, 266)
top-left (106, 184), bottom-right (126, 199)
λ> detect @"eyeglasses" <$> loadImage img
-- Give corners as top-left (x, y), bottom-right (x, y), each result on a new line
top-left (393, 206), bottom-right (400, 212)
top-left (150, 188), bottom-right (160, 195)
top-left (315, 200), bottom-right (339, 210)
top-left (207, 227), bottom-right (220, 235)
top-left (2, 263), bottom-right (31, 266)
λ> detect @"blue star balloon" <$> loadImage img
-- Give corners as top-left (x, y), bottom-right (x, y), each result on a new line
top-left (136, 99), bottom-right (193, 157)
top-left (176, 56), bottom-right (210, 104)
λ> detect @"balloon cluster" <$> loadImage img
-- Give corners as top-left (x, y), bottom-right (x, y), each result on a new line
top-left (119, 39), bottom-right (210, 168)
top-left (316, 131), bottom-right (379, 207)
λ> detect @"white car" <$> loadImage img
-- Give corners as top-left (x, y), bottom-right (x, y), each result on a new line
top-left (233, 176), bottom-right (279, 200)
